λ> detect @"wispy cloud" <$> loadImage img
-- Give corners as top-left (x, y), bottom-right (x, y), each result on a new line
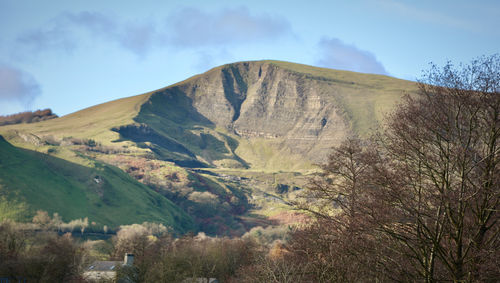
top-left (16, 11), bottom-right (159, 57)
top-left (166, 7), bottom-right (292, 47)
top-left (64, 11), bottom-right (117, 34)
top-left (316, 38), bottom-right (388, 75)
top-left (15, 7), bottom-right (292, 58)
top-left (0, 64), bottom-right (41, 108)
top-left (17, 23), bottom-right (76, 53)
top-left (118, 22), bottom-right (158, 55)
top-left (192, 49), bottom-right (233, 72)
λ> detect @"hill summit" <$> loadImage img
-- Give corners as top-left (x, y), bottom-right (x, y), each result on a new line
top-left (3, 60), bottom-right (417, 171)
top-left (0, 60), bottom-right (417, 233)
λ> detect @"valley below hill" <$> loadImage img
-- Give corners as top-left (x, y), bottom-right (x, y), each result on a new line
top-left (0, 60), bottom-right (417, 235)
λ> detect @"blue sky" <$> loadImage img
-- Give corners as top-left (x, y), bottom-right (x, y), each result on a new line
top-left (0, 0), bottom-right (498, 116)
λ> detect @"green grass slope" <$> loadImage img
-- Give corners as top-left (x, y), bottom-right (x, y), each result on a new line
top-left (0, 135), bottom-right (194, 232)
top-left (0, 60), bottom-right (419, 234)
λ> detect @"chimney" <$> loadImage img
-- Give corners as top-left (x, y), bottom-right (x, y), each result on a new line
top-left (124, 253), bottom-right (134, 266)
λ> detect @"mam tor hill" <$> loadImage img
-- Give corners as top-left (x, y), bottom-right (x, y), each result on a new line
top-left (0, 60), bottom-right (417, 234)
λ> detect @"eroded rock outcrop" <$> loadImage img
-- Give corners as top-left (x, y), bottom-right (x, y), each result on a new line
top-left (134, 61), bottom-right (416, 168)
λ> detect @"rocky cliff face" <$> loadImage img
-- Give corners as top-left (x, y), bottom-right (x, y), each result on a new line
top-left (131, 61), bottom-right (416, 169)
top-left (0, 60), bottom-right (418, 234)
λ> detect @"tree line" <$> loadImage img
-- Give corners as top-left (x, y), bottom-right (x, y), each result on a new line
top-left (0, 109), bottom-right (57, 126)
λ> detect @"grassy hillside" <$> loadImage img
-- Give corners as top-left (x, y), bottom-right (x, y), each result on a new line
top-left (268, 61), bottom-right (418, 134)
top-left (0, 60), bottom-right (419, 235)
top-left (0, 135), bottom-right (194, 232)
top-left (0, 61), bottom-right (418, 168)
top-left (0, 93), bottom-right (151, 145)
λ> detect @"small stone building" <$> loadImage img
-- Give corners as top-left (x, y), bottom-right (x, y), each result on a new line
top-left (83, 253), bottom-right (134, 281)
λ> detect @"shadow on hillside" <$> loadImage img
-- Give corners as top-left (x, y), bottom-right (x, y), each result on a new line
top-left (0, 135), bottom-right (194, 233)
top-left (114, 86), bottom-right (248, 169)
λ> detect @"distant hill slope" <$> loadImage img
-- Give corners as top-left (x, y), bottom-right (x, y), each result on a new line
top-left (0, 60), bottom-right (418, 234)
top-left (0, 135), bottom-right (194, 232)
top-left (2, 60), bottom-right (417, 171)
top-left (122, 60), bottom-right (417, 170)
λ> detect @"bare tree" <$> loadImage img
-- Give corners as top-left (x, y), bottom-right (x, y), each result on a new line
top-left (375, 54), bottom-right (500, 282)
top-left (301, 137), bottom-right (376, 228)
top-left (292, 137), bottom-right (384, 282)
top-left (294, 54), bottom-right (499, 282)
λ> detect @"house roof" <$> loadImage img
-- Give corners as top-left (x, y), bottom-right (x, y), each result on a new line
top-left (86, 261), bottom-right (122, 272)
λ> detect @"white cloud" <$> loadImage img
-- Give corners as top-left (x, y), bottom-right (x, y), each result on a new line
top-left (166, 7), bottom-right (292, 47)
top-left (0, 64), bottom-right (41, 108)
top-left (15, 7), bottom-right (293, 58)
top-left (17, 23), bottom-right (76, 53)
top-left (316, 38), bottom-right (388, 75)
top-left (17, 11), bottom-right (159, 56)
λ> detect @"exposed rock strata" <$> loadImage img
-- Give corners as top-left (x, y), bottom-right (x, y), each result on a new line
top-left (162, 62), bottom-right (351, 164)
top-left (133, 61), bottom-right (415, 167)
